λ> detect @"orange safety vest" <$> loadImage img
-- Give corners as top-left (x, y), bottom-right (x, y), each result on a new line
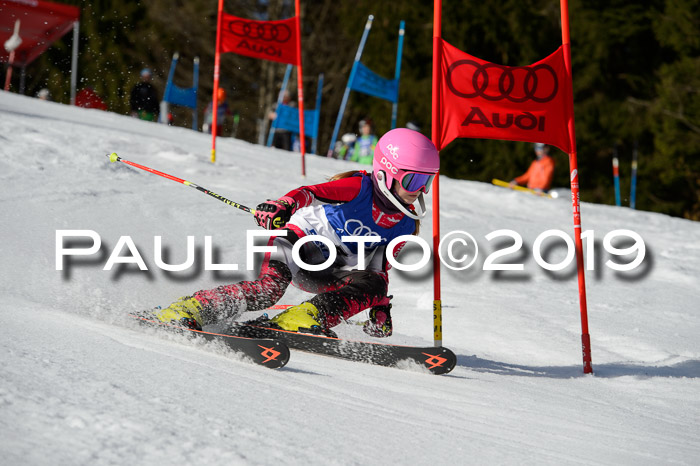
top-left (514, 155), bottom-right (555, 191)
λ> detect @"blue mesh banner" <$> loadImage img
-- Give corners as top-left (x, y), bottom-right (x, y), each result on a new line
top-left (164, 84), bottom-right (197, 109)
top-left (275, 103), bottom-right (318, 138)
top-left (349, 62), bottom-right (398, 103)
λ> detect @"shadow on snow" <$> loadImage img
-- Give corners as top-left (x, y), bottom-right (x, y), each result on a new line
top-left (456, 354), bottom-right (700, 379)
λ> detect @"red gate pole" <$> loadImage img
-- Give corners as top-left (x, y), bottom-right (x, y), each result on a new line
top-left (560, 0), bottom-right (593, 374)
top-left (3, 51), bottom-right (15, 91)
top-left (431, 0), bottom-right (443, 347)
top-left (210, 0), bottom-right (224, 163)
top-left (294, 0), bottom-right (306, 177)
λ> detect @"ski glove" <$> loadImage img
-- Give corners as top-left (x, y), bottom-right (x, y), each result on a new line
top-left (363, 304), bottom-right (393, 338)
top-left (254, 196), bottom-right (297, 229)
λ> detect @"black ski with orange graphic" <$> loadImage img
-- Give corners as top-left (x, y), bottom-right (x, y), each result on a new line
top-left (229, 321), bottom-right (457, 375)
top-left (129, 314), bottom-right (290, 369)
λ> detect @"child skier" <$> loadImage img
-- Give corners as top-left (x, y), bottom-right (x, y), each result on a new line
top-left (151, 128), bottom-right (440, 337)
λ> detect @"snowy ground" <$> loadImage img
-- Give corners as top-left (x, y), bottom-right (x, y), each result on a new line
top-left (1, 91), bottom-right (699, 465)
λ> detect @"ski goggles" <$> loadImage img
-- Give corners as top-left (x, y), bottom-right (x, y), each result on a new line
top-left (396, 169), bottom-right (435, 194)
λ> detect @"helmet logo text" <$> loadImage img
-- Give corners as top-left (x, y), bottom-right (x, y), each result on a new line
top-left (380, 156), bottom-right (399, 175)
top-left (385, 144), bottom-right (400, 159)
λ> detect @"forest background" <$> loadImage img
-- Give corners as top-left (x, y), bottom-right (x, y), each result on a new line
top-left (8, 0), bottom-right (699, 220)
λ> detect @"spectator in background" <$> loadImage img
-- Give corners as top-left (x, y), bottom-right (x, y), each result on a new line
top-left (75, 87), bottom-right (107, 110)
top-left (510, 143), bottom-right (555, 192)
top-left (350, 119), bottom-right (378, 165)
top-left (333, 133), bottom-right (357, 160)
top-left (268, 90), bottom-right (294, 151)
top-left (37, 88), bottom-right (51, 101)
top-left (203, 87), bottom-right (234, 135)
top-left (130, 68), bottom-right (160, 121)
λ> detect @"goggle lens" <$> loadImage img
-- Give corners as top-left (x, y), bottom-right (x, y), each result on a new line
top-left (400, 172), bottom-right (435, 193)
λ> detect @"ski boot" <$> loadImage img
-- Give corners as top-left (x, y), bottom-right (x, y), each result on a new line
top-left (363, 303), bottom-right (393, 338)
top-left (150, 296), bottom-right (204, 331)
top-left (268, 302), bottom-right (336, 337)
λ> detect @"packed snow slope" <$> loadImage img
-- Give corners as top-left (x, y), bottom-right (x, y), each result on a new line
top-left (1, 92), bottom-right (699, 465)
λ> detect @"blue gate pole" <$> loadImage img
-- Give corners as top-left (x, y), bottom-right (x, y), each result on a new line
top-left (161, 53), bottom-right (179, 124)
top-left (164, 53), bottom-right (178, 97)
top-left (327, 15), bottom-right (374, 157)
top-left (391, 20), bottom-right (405, 130)
top-left (192, 57), bottom-right (200, 131)
top-left (267, 64), bottom-right (294, 147)
top-left (311, 73), bottom-right (324, 154)
top-left (630, 139), bottom-right (638, 209)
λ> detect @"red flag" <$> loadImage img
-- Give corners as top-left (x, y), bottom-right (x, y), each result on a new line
top-left (439, 39), bottom-right (573, 153)
top-left (220, 13), bottom-right (299, 65)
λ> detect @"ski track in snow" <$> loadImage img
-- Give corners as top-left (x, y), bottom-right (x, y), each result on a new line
top-left (1, 92), bottom-right (700, 465)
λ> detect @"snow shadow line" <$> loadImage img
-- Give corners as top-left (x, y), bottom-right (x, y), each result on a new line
top-left (456, 354), bottom-right (700, 379)
top-left (0, 107), bottom-right (184, 145)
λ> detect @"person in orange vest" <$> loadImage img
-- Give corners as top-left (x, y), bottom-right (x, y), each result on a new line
top-left (511, 143), bottom-right (555, 192)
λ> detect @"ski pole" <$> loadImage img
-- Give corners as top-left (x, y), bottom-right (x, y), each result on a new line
top-left (106, 153), bottom-right (256, 214)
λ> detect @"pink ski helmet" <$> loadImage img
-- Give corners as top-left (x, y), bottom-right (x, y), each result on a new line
top-left (373, 128), bottom-right (440, 193)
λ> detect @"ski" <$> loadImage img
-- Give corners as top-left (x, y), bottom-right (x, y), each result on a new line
top-left (228, 321), bottom-right (457, 375)
top-left (492, 178), bottom-right (553, 198)
top-left (128, 314), bottom-right (290, 369)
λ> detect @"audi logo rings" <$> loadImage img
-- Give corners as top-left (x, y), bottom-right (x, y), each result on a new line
top-left (228, 20), bottom-right (292, 43)
top-left (344, 220), bottom-right (377, 237)
top-left (446, 60), bottom-right (559, 103)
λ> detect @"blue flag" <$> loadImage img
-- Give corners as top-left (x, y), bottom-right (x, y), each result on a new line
top-left (349, 62), bottom-right (399, 103)
top-left (164, 85), bottom-right (197, 109)
top-left (275, 103), bottom-right (318, 138)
